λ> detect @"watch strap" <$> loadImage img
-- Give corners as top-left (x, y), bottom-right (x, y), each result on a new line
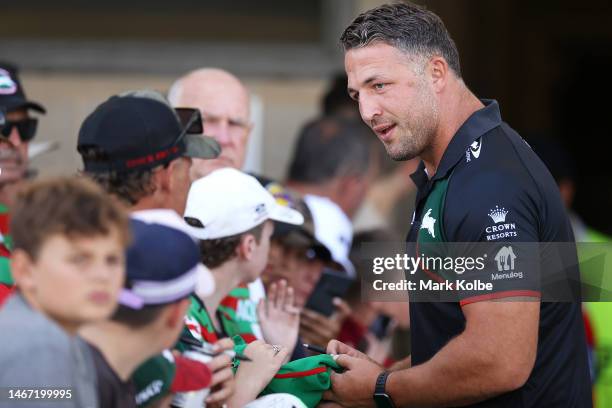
top-left (375, 371), bottom-right (390, 394)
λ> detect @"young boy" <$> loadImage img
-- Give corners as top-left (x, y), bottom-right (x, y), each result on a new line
top-left (182, 167), bottom-right (303, 406)
top-left (0, 177), bottom-right (130, 408)
top-left (80, 219), bottom-right (216, 408)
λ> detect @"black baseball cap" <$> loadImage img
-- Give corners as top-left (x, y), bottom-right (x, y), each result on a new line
top-left (77, 90), bottom-right (220, 174)
top-left (0, 62), bottom-right (46, 113)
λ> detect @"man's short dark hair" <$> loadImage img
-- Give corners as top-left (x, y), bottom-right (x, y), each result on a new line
top-left (199, 222), bottom-right (265, 269)
top-left (86, 169), bottom-right (157, 206)
top-left (287, 116), bottom-right (373, 184)
top-left (340, 2), bottom-right (462, 77)
top-left (80, 143), bottom-right (159, 205)
top-left (111, 303), bottom-right (167, 328)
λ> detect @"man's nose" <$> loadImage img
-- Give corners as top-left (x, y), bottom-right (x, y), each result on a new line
top-left (359, 96), bottom-right (381, 123)
top-left (206, 121), bottom-right (232, 147)
top-left (8, 126), bottom-right (22, 147)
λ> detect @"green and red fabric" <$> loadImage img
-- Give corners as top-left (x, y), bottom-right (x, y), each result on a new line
top-left (170, 354), bottom-right (212, 393)
top-left (133, 350), bottom-right (176, 407)
top-left (0, 204), bottom-right (13, 282)
top-left (184, 295), bottom-right (219, 344)
top-left (232, 336), bottom-right (342, 408)
top-left (133, 296), bottom-right (220, 407)
top-left (0, 204), bottom-right (14, 306)
top-left (218, 284), bottom-right (261, 344)
top-left (132, 349), bottom-right (212, 408)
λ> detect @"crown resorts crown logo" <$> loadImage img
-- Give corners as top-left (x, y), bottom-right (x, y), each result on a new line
top-left (488, 206), bottom-right (508, 223)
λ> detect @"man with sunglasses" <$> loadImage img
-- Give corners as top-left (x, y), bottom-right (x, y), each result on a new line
top-left (0, 62), bottom-right (45, 307)
top-left (77, 89), bottom-right (218, 216)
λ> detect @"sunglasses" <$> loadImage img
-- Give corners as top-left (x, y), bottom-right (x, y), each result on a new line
top-left (175, 108), bottom-right (203, 135)
top-left (0, 118), bottom-right (38, 142)
top-left (172, 108), bottom-right (203, 147)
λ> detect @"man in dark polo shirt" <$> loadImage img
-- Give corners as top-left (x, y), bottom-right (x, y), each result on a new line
top-left (322, 2), bottom-right (591, 408)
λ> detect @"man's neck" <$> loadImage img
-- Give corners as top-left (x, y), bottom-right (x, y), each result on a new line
top-left (130, 197), bottom-right (162, 213)
top-left (203, 261), bottom-right (244, 326)
top-left (422, 84), bottom-right (484, 177)
top-left (80, 322), bottom-right (160, 381)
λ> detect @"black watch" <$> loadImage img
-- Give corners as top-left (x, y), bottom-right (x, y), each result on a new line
top-left (373, 371), bottom-right (396, 408)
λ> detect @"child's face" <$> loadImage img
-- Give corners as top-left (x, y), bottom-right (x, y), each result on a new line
top-left (24, 230), bottom-right (125, 333)
top-left (262, 242), bottom-right (324, 308)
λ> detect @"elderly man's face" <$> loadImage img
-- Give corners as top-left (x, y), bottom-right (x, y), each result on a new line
top-left (177, 79), bottom-right (251, 179)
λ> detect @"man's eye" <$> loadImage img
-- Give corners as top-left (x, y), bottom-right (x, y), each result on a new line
top-left (229, 121), bottom-right (248, 129)
top-left (70, 255), bottom-right (87, 265)
top-left (202, 115), bottom-right (221, 125)
top-left (374, 83), bottom-right (386, 90)
top-left (106, 255), bottom-right (122, 267)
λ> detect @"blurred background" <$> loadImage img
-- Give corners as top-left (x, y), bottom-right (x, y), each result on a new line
top-left (1, 0), bottom-right (612, 234)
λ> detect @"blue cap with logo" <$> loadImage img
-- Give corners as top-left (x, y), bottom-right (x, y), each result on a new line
top-left (119, 219), bottom-right (209, 309)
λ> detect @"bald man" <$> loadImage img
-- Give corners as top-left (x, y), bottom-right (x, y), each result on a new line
top-left (168, 68), bottom-right (253, 180)
top-left (168, 68), bottom-right (301, 357)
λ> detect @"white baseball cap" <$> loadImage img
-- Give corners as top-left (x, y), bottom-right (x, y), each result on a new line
top-left (184, 168), bottom-right (304, 240)
top-left (304, 194), bottom-right (355, 277)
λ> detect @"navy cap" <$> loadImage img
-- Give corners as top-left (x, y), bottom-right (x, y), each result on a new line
top-left (77, 90), bottom-right (220, 174)
top-left (119, 219), bottom-right (203, 309)
top-left (0, 62), bottom-right (46, 113)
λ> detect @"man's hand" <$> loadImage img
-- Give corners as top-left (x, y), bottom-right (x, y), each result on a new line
top-left (205, 338), bottom-right (236, 407)
top-left (326, 339), bottom-right (372, 362)
top-left (300, 298), bottom-right (351, 348)
top-left (258, 280), bottom-right (300, 359)
top-left (322, 354), bottom-right (383, 408)
top-left (229, 340), bottom-right (289, 407)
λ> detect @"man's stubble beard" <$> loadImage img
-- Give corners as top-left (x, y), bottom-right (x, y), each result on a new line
top-left (386, 82), bottom-right (440, 162)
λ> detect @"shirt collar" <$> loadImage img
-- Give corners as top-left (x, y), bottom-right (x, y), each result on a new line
top-left (410, 99), bottom-right (501, 187)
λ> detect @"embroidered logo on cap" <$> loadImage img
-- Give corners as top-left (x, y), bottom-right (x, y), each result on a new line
top-left (253, 203), bottom-right (268, 224)
top-left (0, 69), bottom-right (17, 95)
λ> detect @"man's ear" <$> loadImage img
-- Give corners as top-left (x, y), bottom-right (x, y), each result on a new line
top-left (429, 56), bottom-right (449, 93)
top-left (237, 233), bottom-right (256, 262)
top-left (154, 163), bottom-right (172, 194)
top-left (165, 297), bottom-right (191, 329)
top-left (11, 249), bottom-right (35, 292)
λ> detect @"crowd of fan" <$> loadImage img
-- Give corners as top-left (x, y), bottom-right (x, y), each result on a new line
top-left (0, 63), bottom-right (412, 408)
